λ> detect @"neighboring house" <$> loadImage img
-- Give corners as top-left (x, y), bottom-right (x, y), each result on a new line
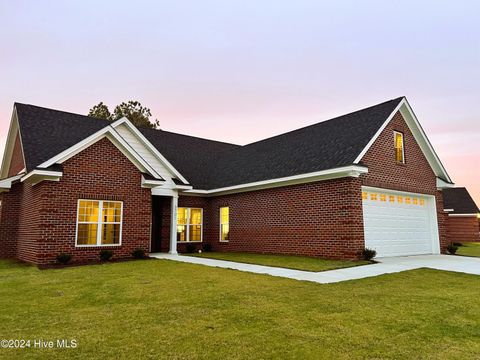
top-left (0, 97), bottom-right (456, 265)
top-left (443, 187), bottom-right (480, 243)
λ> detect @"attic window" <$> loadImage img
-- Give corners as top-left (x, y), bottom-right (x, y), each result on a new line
top-left (394, 131), bottom-right (405, 163)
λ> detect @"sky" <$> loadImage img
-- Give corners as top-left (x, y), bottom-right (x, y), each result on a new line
top-left (0, 0), bottom-right (479, 203)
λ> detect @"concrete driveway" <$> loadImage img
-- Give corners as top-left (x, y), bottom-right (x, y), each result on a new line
top-left (151, 253), bottom-right (480, 284)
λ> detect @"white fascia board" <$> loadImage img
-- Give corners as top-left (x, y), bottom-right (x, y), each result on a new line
top-left (21, 170), bottom-right (62, 185)
top-left (448, 213), bottom-right (479, 217)
top-left (37, 123), bottom-right (161, 179)
top-left (436, 177), bottom-right (455, 190)
top-left (443, 209), bottom-right (454, 212)
top-left (0, 174), bottom-right (23, 190)
top-left (112, 118), bottom-right (189, 184)
top-left (353, 98), bottom-right (453, 184)
top-left (38, 126), bottom-right (113, 168)
top-left (183, 165), bottom-right (368, 196)
top-left (353, 98), bottom-right (405, 164)
top-left (402, 98), bottom-right (452, 183)
top-left (141, 175), bottom-right (166, 188)
top-left (0, 108), bottom-right (25, 179)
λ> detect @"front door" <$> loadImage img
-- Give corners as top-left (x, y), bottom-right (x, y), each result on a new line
top-left (151, 196), bottom-right (164, 252)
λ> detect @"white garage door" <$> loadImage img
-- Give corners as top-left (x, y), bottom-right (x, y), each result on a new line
top-left (362, 187), bottom-right (439, 257)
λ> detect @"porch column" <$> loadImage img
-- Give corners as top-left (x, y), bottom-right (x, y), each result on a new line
top-left (169, 194), bottom-right (179, 255)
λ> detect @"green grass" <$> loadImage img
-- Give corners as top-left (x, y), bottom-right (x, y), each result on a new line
top-left (0, 259), bottom-right (479, 359)
top-left (187, 252), bottom-right (369, 272)
top-left (457, 242), bottom-right (480, 257)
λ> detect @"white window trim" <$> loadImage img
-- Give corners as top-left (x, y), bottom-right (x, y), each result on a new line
top-left (177, 207), bottom-right (203, 243)
top-left (394, 131), bottom-right (405, 164)
top-left (75, 199), bottom-right (123, 247)
top-left (219, 207), bottom-right (229, 242)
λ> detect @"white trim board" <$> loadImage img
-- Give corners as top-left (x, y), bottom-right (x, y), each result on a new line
top-left (184, 165), bottom-right (368, 196)
top-left (353, 97), bottom-right (452, 184)
top-left (0, 108), bottom-right (26, 179)
top-left (448, 213), bottom-right (479, 217)
top-left (21, 169), bottom-right (62, 185)
top-left (112, 118), bottom-right (189, 184)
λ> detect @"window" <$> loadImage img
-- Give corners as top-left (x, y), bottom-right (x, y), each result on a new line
top-left (220, 207), bottom-right (230, 242)
top-left (394, 131), bottom-right (405, 163)
top-left (76, 200), bottom-right (123, 246)
top-left (177, 208), bottom-right (203, 242)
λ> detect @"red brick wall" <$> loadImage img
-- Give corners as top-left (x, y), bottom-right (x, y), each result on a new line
top-left (175, 178), bottom-right (364, 259)
top-left (360, 111), bottom-right (448, 252)
top-left (446, 216), bottom-right (480, 243)
top-left (8, 132), bottom-right (25, 177)
top-left (10, 137), bottom-right (152, 265)
top-left (0, 188), bottom-right (21, 258)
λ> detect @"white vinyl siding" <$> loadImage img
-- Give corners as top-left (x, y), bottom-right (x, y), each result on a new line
top-left (115, 123), bottom-right (176, 180)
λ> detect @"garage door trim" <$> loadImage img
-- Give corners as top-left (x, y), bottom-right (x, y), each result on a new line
top-left (362, 186), bottom-right (441, 256)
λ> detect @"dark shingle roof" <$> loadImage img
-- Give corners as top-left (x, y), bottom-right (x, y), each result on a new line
top-left (13, 97), bottom-right (404, 189)
top-left (206, 97), bottom-right (403, 188)
top-left (443, 188), bottom-right (480, 214)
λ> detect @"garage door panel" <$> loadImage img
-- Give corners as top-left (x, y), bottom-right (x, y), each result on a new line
top-left (362, 188), bottom-right (435, 257)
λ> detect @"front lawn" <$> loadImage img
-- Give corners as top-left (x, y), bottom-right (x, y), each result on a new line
top-left (0, 259), bottom-right (479, 359)
top-left (457, 242), bottom-right (480, 257)
top-left (187, 251), bottom-right (369, 272)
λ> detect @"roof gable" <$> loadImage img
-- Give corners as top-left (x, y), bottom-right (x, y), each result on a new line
top-left (354, 98), bottom-right (452, 183)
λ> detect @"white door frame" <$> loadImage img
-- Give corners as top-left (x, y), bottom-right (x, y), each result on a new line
top-left (362, 186), bottom-right (441, 255)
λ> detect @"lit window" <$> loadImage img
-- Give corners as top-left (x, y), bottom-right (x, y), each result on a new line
top-left (220, 207), bottom-right (230, 242)
top-left (405, 197), bottom-right (411, 204)
top-left (380, 194), bottom-right (387, 202)
top-left (420, 199), bottom-right (425, 206)
top-left (413, 198), bottom-right (418, 205)
top-left (362, 192), bottom-right (368, 200)
top-left (177, 208), bottom-right (203, 242)
top-left (394, 131), bottom-right (405, 163)
top-left (76, 200), bottom-right (122, 246)
top-left (397, 196), bottom-right (403, 204)
top-left (389, 195), bottom-right (395, 203)
top-left (371, 193), bottom-right (378, 201)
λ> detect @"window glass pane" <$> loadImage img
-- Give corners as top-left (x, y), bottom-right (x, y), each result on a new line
top-left (177, 208), bottom-right (187, 225)
top-left (395, 133), bottom-right (404, 162)
top-left (220, 207), bottom-right (229, 224)
top-left (189, 209), bottom-right (202, 225)
top-left (177, 225), bottom-right (186, 242)
top-left (189, 225), bottom-right (202, 242)
top-left (101, 223), bottom-right (120, 244)
top-left (77, 224), bottom-right (98, 245)
top-left (78, 200), bottom-right (99, 222)
top-left (102, 202), bottom-right (121, 223)
top-left (221, 224), bottom-right (230, 241)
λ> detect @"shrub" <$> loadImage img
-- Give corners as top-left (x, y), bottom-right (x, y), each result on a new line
top-left (99, 250), bottom-right (114, 261)
top-left (185, 244), bottom-right (196, 253)
top-left (56, 253), bottom-right (72, 265)
top-left (447, 244), bottom-right (459, 255)
top-left (203, 243), bottom-right (213, 252)
top-left (362, 248), bottom-right (377, 261)
top-left (131, 248), bottom-right (146, 259)
top-left (453, 242), bottom-right (463, 247)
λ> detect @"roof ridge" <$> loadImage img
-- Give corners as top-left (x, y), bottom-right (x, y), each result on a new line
top-left (14, 102), bottom-right (241, 147)
top-left (241, 96), bottom-right (405, 147)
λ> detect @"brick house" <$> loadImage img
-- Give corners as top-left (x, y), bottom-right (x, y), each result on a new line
top-left (443, 187), bottom-right (480, 243)
top-left (0, 97), bottom-right (457, 265)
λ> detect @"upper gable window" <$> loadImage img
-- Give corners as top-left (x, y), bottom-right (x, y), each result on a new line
top-left (394, 131), bottom-right (405, 163)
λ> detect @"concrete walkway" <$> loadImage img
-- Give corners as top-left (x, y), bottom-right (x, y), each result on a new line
top-left (150, 253), bottom-right (480, 284)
